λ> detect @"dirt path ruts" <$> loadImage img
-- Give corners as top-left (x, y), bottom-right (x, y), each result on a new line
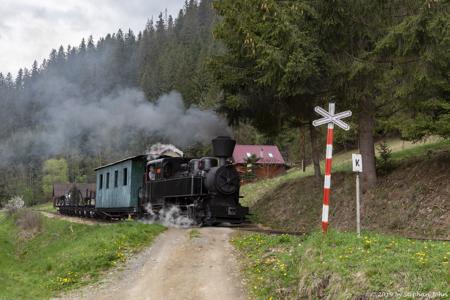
top-left (39, 211), bottom-right (112, 225)
top-left (58, 227), bottom-right (247, 300)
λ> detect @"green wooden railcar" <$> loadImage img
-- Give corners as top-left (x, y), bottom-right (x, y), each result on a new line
top-left (94, 155), bottom-right (146, 217)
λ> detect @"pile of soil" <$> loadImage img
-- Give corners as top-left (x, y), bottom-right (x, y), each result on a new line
top-left (252, 150), bottom-right (450, 239)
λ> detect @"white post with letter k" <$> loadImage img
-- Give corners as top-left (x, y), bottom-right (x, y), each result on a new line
top-left (352, 153), bottom-right (363, 237)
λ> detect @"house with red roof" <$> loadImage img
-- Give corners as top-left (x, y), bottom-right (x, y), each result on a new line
top-left (232, 144), bottom-right (287, 180)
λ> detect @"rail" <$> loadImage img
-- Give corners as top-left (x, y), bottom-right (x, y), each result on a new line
top-left (227, 224), bottom-right (450, 242)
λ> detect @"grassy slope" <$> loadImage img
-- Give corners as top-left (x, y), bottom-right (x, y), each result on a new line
top-left (241, 139), bottom-right (450, 239)
top-left (234, 139), bottom-right (450, 299)
top-left (232, 231), bottom-right (450, 300)
top-left (240, 138), bottom-right (447, 207)
top-left (0, 214), bottom-right (165, 300)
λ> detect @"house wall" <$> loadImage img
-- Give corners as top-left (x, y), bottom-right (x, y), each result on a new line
top-left (235, 164), bottom-right (286, 181)
top-left (254, 165), bottom-right (286, 178)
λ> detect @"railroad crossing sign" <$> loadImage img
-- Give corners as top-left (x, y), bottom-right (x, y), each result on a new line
top-left (313, 103), bottom-right (352, 234)
top-left (312, 104), bottom-right (352, 130)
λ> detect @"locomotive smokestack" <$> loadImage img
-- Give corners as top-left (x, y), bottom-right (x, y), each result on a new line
top-left (212, 136), bottom-right (236, 166)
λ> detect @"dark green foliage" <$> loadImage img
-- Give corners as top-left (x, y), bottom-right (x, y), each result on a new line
top-left (138, 0), bottom-right (218, 105)
top-left (211, 0), bottom-right (449, 188)
top-left (242, 154), bottom-right (261, 182)
top-left (1, 0), bottom-right (449, 205)
top-left (376, 141), bottom-right (393, 175)
top-left (0, 1), bottom-right (218, 206)
top-left (210, 0), bottom-right (328, 132)
top-left (375, 0), bottom-right (450, 140)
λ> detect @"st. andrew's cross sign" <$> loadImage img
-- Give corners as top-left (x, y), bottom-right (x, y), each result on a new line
top-left (312, 105), bottom-right (352, 130)
top-left (313, 103), bottom-right (352, 234)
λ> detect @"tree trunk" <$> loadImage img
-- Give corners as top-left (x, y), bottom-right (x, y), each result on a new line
top-left (358, 96), bottom-right (377, 191)
top-left (299, 127), bottom-right (306, 172)
top-left (309, 123), bottom-right (322, 181)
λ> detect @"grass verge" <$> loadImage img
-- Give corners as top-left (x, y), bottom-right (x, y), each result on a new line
top-left (32, 202), bottom-right (57, 213)
top-left (0, 213), bottom-right (165, 300)
top-left (232, 231), bottom-right (450, 299)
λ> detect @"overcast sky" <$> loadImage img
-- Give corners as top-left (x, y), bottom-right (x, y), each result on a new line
top-left (0, 0), bottom-right (185, 76)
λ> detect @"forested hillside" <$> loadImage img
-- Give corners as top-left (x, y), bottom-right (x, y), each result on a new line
top-left (0, 0), bottom-right (221, 205)
top-left (0, 0), bottom-right (448, 206)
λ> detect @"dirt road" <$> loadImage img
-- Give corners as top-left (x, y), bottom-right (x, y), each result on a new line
top-left (60, 227), bottom-right (247, 300)
top-left (39, 211), bottom-right (108, 225)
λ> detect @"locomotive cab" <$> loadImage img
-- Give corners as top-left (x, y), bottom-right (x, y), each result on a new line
top-left (146, 157), bottom-right (190, 181)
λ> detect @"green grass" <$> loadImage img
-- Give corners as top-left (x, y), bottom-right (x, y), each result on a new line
top-left (189, 229), bottom-right (201, 239)
top-left (240, 138), bottom-right (450, 207)
top-left (32, 202), bottom-right (57, 213)
top-left (0, 213), bottom-right (165, 300)
top-left (232, 231), bottom-right (450, 299)
top-left (389, 139), bottom-right (450, 161)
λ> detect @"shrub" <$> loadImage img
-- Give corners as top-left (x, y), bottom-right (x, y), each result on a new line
top-left (242, 154), bottom-right (261, 182)
top-left (5, 195), bottom-right (25, 217)
top-left (376, 141), bottom-right (393, 175)
top-left (15, 208), bottom-right (43, 234)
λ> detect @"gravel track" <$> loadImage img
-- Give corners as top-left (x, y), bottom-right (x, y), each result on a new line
top-left (57, 227), bottom-right (247, 300)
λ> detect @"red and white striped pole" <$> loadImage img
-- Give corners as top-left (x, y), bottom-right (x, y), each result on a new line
top-left (322, 103), bottom-right (334, 234)
top-left (313, 102), bottom-right (351, 235)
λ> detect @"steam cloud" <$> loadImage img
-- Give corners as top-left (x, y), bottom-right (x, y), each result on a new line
top-left (0, 82), bottom-right (230, 166)
top-left (142, 203), bottom-right (194, 228)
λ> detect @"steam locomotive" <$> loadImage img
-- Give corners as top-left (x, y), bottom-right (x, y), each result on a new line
top-left (55, 136), bottom-right (249, 225)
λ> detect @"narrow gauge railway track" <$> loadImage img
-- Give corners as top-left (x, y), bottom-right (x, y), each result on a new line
top-left (236, 227), bottom-right (306, 236)
top-left (226, 223), bottom-right (450, 242)
top-left (223, 223), bottom-right (307, 237)
top-left (37, 210), bottom-right (450, 242)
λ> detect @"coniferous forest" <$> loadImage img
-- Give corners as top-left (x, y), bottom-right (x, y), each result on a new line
top-left (0, 0), bottom-right (449, 205)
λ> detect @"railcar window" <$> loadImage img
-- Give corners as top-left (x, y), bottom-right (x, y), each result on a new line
top-left (123, 168), bottom-right (128, 186)
top-left (106, 172), bottom-right (110, 189)
top-left (99, 174), bottom-right (103, 189)
top-left (114, 170), bottom-right (118, 187)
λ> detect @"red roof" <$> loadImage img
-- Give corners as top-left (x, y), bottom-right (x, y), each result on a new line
top-left (233, 145), bottom-right (285, 165)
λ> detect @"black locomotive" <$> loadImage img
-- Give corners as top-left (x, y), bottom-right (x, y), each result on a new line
top-left (55, 136), bottom-right (248, 225)
top-left (140, 136), bottom-right (248, 225)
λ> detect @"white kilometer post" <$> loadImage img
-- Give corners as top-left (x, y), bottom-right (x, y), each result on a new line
top-left (352, 154), bottom-right (363, 237)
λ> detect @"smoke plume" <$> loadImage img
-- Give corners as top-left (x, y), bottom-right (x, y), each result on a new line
top-left (0, 84), bottom-right (229, 166)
